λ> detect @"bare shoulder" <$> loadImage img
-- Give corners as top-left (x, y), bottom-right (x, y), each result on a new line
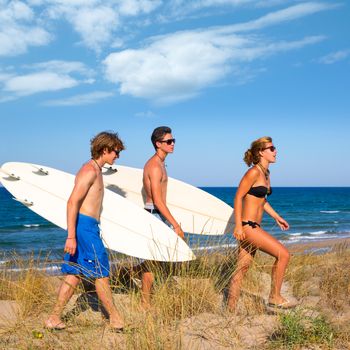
top-left (75, 162), bottom-right (97, 184)
top-left (244, 166), bottom-right (259, 181)
top-left (144, 156), bottom-right (161, 173)
top-left (143, 156), bottom-right (154, 171)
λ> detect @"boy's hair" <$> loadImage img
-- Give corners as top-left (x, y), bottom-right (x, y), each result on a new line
top-left (90, 131), bottom-right (125, 159)
top-left (151, 126), bottom-right (172, 150)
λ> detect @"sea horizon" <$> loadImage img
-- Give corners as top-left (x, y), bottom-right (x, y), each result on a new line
top-left (1, 186), bottom-right (350, 271)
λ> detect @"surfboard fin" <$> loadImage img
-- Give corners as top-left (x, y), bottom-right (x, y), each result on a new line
top-left (0, 168), bottom-right (20, 180)
top-left (13, 197), bottom-right (34, 206)
top-left (31, 165), bottom-right (49, 175)
top-left (102, 166), bottom-right (118, 174)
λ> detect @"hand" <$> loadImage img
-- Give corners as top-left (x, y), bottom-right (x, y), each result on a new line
top-left (233, 226), bottom-right (245, 241)
top-left (276, 217), bottom-right (289, 231)
top-left (64, 237), bottom-right (77, 256)
top-left (174, 225), bottom-right (185, 240)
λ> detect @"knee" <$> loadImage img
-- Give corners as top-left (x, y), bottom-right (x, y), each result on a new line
top-left (236, 261), bottom-right (252, 275)
top-left (277, 249), bottom-right (290, 263)
top-left (142, 272), bottom-right (154, 285)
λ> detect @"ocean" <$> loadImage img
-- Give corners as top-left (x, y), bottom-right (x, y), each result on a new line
top-left (1, 186), bottom-right (350, 271)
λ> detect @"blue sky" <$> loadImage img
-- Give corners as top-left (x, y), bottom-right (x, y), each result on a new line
top-left (0, 0), bottom-right (349, 187)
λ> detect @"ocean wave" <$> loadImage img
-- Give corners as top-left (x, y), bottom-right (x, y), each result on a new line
top-left (0, 265), bottom-right (61, 273)
top-left (192, 243), bottom-right (237, 251)
top-left (320, 210), bottom-right (340, 214)
top-left (309, 231), bottom-right (327, 235)
top-left (0, 223), bottom-right (57, 232)
top-left (288, 230), bottom-right (327, 237)
top-left (288, 235), bottom-right (332, 241)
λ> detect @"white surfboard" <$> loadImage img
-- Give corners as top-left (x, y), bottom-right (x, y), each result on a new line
top-left (102, 165), bottom-right (234, 235)
top-left (0, 162), bottom-right (195, 262)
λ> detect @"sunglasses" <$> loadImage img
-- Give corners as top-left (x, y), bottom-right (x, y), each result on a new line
top-left (112, 149), bottom-right (121, 156)
top-left (262, 146), bottom-right (276, 152)
top-left (159, 138), bottom-right (176, 145)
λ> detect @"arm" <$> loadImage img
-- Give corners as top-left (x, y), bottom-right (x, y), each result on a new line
top-left (149, 166), bottom-right (184, 239)
top-left (264, 201), bottom-right (289, 231)
top-left (233, 168), bottom-right (259, 240)
top-left (64, 167), bottom-right (96, 255)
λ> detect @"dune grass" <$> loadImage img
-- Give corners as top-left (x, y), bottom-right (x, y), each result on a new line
top-left (268, 309), bottom-right (335, 349)
top-left (0, 242), bottom-right (349, 349)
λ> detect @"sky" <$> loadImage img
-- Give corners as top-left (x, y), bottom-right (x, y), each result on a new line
top-left (0, 0), bottom-right (349, 187)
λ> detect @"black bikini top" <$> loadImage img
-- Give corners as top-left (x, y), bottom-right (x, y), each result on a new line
top-left (247, 186), bottom-right (272, 198)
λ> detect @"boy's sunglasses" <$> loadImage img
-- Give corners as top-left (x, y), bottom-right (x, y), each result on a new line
top-left (262, 146), bottom-right (276, 152)
top-left (112, 149), bottom-right (121, 156)
top-left (159, 138), bottom-right (176, 145)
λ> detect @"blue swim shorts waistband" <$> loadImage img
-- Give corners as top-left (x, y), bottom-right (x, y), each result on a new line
top-left (77, 213), bottom-right (100, 225)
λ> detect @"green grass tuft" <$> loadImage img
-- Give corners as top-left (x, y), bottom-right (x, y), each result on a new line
top-left (269, 309), bottom-right (335, 349)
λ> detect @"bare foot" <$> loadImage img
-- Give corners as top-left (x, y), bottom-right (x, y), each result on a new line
top-left (140, 300), bottom-right (151, 311)
top-left (227, 296), bottom-right (238, 313)
top-left (110, 315), bottom-right (124, 331)
top-left (268, 294), bottom-right (287, 304)
top-left (227, 305), bottom-right (237, 313)
top-left (268, 296), bottom-right (298, 309)
top-left (44, 315), bottom-right (66, 330)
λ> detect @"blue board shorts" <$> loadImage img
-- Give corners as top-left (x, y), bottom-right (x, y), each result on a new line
top-left (61, 213), bottom-right (110, 279)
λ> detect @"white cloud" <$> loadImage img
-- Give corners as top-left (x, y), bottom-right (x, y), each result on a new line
top-left (217, 2), bottom-right (336, 33)
top-left (1, 1), bottom-right (333, 56)
top-left (26, 60), bottom-right (95, 77)
top-left (3, 72), bottom-right (78, 95)
top-left (181, 0), bottom-right (326, 11)
top-left (0, 1), bottom-right (33, 21)
top-left (69, 6), bottom-right (120, 53)
top-left (317, 49), bottom-right (350, 64)
top-left (103, 31), bottom-right (234, 104)
top-left (135, 110), bottom-right (156, 118)
top-left (0, 1), bottom-right (51, 56)
top-left (103, 4), bottom-right (329, 104)
top-left (0, 60), bottom-right (94, 97)
top-left (43, 91), bottom-right (114, 106)
top-left (118, 0), bottom-right (162, 16)
top-left (43, 0), bottom-right (162, 52)
top-left (172, 0), bottom-right (255, 12)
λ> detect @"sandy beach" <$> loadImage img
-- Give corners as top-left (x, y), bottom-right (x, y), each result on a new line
top-left (0, 237), bottom-right (349, 349)
top-left (288, 237), bottom-right (350, 253)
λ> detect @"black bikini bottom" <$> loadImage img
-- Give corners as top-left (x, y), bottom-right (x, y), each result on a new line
top-left (242, 220), bottom-right (261, 229)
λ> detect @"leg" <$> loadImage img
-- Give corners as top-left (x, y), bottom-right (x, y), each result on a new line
top-left (45, 274), bottom-right (81, 329)
top-left (227, 242), bottom-right (256, 311)
top-left (243, 227), bottom-right (290, 304)
top-left (95, 277), bottom-right (124, 329)
top-left (141, 271), bottom-right (154, 310)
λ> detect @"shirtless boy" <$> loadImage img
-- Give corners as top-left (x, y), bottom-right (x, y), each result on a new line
top-left (45, 131), bottom-right (125, 330)
top-left (141, 126), bottom-right (185, 308)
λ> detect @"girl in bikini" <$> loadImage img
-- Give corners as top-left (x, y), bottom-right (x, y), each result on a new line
top-left (228, 136), bottom-right (294, 311)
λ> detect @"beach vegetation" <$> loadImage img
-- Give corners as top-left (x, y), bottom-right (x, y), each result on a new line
top-left (269, 309), bottom-right (334, 349)
top-left (0, 242), bottom-right (349, 349)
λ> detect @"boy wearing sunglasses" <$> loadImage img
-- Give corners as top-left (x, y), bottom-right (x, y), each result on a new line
top-left (141, 126), bottom-right (185, 309)
top-left (45, 131), bottom-right (125, 331)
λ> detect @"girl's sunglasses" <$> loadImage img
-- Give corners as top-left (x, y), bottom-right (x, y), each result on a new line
top-left (262, 146), bottom-right (276, 152)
